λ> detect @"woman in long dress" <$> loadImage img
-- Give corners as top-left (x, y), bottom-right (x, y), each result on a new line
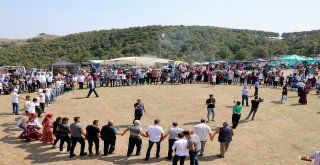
top-left (298, 87), bottom-right (309, 105)
top-left (20, 113), bottom-right (42, 141)
top-left (41, 113), bottom-right (55, 144)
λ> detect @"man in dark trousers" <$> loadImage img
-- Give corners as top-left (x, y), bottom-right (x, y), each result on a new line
top-left (162, 122), bottom-right (183, 160)
top-left (133, 99), bottom-right (146, 122)
top-left (100, 120), bottom-right (121, 156)
top-left (69, 117), bottom-right (87, 158)
top-left (246, 96), bottom-right (263, 120)
top-left (212, 122), bottom-right (234, 158)
top-left (86, 120), bottom-right (101, 156)
top-left (121, 120), bottom-right (147, 157)
top-left (86, 77), bottom-right (99, 98)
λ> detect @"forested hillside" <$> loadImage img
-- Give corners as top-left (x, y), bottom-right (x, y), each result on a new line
top-left (0, 25), bottom-right (318, 68)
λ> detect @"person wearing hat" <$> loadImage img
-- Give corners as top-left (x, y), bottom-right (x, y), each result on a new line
top-left (212, 122), bottom-right (233, 158)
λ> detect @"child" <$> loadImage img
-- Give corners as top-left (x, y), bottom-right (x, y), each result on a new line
top-left (34, 97), bottom-right (42, 117)
top-left (45, 85), bottom-right (52, 107)
top-left (24, 95), bottom-right (31, 113)
top-left (39, 90), bottom-right (46, 113)
top-left (281, 85), bottom-right (288, 104)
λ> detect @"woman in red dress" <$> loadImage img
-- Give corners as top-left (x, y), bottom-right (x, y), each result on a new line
top-left (41, 113), bottom-right (55, 144)
top-left (298, 87), bottom-right (309, 105)
top-left (20, 113), bottom-right (42, 141)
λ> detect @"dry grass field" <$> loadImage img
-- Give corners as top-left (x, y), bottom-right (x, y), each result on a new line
top-left (0, 78), bottom-right (319, 165)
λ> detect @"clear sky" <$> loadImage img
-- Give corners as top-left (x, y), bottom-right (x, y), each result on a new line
top-left (1, 0), bottom-right (319, 39)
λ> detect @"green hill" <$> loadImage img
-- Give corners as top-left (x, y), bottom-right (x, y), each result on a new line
top-left (0, 25), bottom-right (318, 68)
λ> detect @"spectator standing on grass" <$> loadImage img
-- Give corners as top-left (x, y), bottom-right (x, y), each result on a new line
top-left (145, 119), bottom-right (164, 161)
top-left (206, 94), bottom-right (216, 122)
top-left (122, 120), bottom-right (147, 157)
top-left (254, 80), bottom-right (259, 96)
top-left (183, 131), bottom-right (201, 165)
top-left (69, 117), bottom-right (87, 158)
top-left (162, 122), bottom-right (184, 160)
top-left (232, 101), bottom-right (242, 129)
top-left (11, 88), bottom-right (24, 115)
top-left (172, 133), bottom-right (188, 165)
top-left (86, 120), bottom-right (101, 156)
top-left (192, 119), bottom-right (212, 156)
top-left (242, 86), bottom-right (249, 107)
top-left (212, 122), bottom-right (233, 158)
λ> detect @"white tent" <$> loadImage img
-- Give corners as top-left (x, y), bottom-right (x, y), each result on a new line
top-left (102, 57), bottom-right (172, 67)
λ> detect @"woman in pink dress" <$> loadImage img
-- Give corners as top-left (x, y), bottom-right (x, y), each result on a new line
top-left (41, 113), bottom-right (55, 144)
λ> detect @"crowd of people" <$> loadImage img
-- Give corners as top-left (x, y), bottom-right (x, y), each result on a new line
top-left (3, 62), bottom-right (320, 165)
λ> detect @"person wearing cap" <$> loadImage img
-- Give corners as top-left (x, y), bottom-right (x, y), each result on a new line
top-left (86, 76), bottom-right (99, 98)
top-left (162, 122), bottom-right (184, 160)
top-left (212, 122), bottom-right (234, 158)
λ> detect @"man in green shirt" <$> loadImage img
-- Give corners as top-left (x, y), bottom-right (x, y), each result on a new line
top-left (232, 101), bottom-right (242, 129)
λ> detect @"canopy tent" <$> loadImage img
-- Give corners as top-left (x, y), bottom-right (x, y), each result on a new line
top-left (252, 58), bottom-right (268, 63)
top-left (50, 61), bottom-right (79, 67)
top-left (280, 54), bottom-right (308, 65)
top-left (49, 61), bottom-right (80, 73)
top-left (280, 54), bottom-right (307, 61)
top-left (103, 57), bottom-right (172, 67)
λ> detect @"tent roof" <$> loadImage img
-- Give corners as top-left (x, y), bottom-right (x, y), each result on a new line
top-left (103, 57), bottom-right (172, 66)
top-left (253, 58), bottom-right (268, 62)
top-left (280, 54), bottom-right (306, 61)
top-left (50, 61), bottom-right (79, 66)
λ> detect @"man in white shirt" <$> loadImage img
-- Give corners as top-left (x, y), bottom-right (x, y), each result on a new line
top-left (242, 86), bottom-right (250, 106)
top-left (27, 98), bottom-right (36, 114)
top-left (145, 119), bottom-right (164, 161)
top-left (77, 73), bottom-right (85, 89)
top-left (46, 73), bottom-right (53, 86)
top-left (192, 119), bottom-right (213, 156)
top-left (11, 89), bottom-right (24, 115)
top-left (39, 72), bottom-right (47, 88)
top-left (172, 133), bottom-right (188, 165)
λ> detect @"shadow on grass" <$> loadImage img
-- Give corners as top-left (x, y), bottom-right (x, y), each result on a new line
top-left (183, 121), bottom-right (200, 126)
top-left (291, 103), bottom-right (303, 106)
top-left (270, 101), bottom-right (282, 104)
top-left (70, 97), bottom-right (85, 100)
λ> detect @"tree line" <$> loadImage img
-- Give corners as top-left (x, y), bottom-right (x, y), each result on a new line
top-left (0, 25), bottom-right (318, 68)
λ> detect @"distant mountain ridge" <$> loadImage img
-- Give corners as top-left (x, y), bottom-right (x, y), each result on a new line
top-left (0, 33), bottom-right (60, 48)
top-left (0, 25), bottom-right (318, 68)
